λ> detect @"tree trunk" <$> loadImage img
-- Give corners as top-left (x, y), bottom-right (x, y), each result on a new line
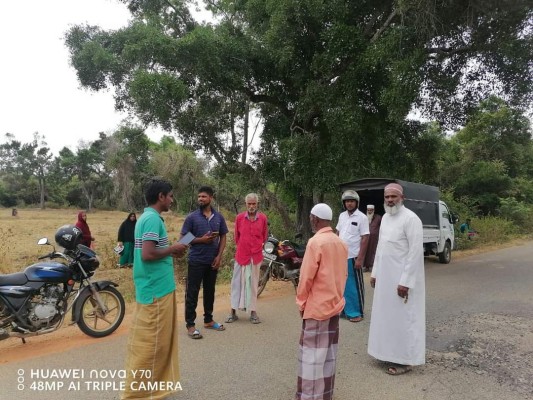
top-left (296, 192), bottom-right (314, 240)
top-left (241, 101), bottom-right (249, 164)
top-left (262, 189), bottom-right (293, 232)
top-left (39, 174), bottom-right (46, 209)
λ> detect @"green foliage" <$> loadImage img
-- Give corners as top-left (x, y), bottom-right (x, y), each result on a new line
top-left (471, 216), bottom-right (518, 244)
top-left (0, 133), bottom-right (52, 209)
top-left (454, 96), bottom-right (532, 178)
top-left (149, 139), bottom-right (208, 213)
top-left (498, 198), bottom-right (533, 233)
top-left (0, 183), bottom-right (17, 207)
top-left (106, 125), bottom-right (152, 211)
top-left (63, 0), bottom-right (533, 236)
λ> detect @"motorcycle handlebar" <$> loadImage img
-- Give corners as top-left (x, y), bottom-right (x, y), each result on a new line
top-left (38, 253), bottom-right (53, 260)
top-left (37, 252), bottom-right (67, 261)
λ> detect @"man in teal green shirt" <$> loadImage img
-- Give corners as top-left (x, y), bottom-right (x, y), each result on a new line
top-left (122, 178), bottom-right (187, 400)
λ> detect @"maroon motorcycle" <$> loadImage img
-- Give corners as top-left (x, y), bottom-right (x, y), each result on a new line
top-left (258, 232), bottom-right (306, 296)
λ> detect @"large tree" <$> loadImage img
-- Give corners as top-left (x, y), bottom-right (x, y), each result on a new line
top-left (58, 133), bottom-right (113, 210)
top-left (106, 125), bottom-right (152, 210)
top-left (65, 0), bottom-right (532, 234)
top-left (0, 133), bottom-right (52, 208)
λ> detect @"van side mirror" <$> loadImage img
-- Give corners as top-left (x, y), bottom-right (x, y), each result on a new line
top-left (450, 213), bottom-right (459, 224)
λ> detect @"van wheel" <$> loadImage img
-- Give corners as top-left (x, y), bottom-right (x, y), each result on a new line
top-left (438, 241), bottom-right (451, 264)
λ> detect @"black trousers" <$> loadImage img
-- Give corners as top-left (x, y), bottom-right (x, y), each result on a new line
top-left (185, 262), bottom-right (218, 328)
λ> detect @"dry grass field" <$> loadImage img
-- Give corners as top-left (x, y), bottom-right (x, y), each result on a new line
top-left (0, 208), bottom-right (236, 303)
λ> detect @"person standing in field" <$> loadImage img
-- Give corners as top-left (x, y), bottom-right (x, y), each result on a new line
top-left (122, 178), bottom-right (188, 399)
top-left (296, 203), bottom-right (348, 400)
top-left (117, 212), bottom-right (137, 268)
top-left (368, 183), bottom-right (425, 375)
top-left (225, 193), bottom-right (268, 324)
top-left (75, 210), bottom-right (94, 248)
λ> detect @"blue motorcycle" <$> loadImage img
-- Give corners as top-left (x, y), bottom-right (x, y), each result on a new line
top-left (0, 225), bottom-right (125, 342)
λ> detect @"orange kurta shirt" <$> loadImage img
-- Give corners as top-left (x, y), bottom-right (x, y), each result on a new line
top-left (296, 226), bottom-right (348, 320)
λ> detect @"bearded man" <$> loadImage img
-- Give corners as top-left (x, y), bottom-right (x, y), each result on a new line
top-left (367, 183), bottom-right (425, 375)
top-left (363, 205), bottom-right (382, 272)
top-left (226, 193), bottom-right (268, 324)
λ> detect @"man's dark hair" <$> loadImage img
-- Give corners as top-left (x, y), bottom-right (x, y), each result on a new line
top-left (144, 178), bottom-right (173, 205)
top-left (198, 185), bottom-right (214, 197)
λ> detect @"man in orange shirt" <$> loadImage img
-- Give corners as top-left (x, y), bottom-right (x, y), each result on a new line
top-left (295, 203), bottom-right (348, 400)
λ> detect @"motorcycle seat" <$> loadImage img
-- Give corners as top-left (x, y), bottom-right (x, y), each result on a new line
top-left (293, 245), bottom-right (306, 258)
top-left (0, 272), bottom-right (28, 286)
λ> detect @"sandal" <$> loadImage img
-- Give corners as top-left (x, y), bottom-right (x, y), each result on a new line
top-left (187, 328), bottom-right (203, 339)
top-left (204, 322), bottom-right (225, 331)
top-left (348, 316), bottom-right (364, 323)
top-left (225, 314), bottom-right (239, 323)
top-left (386, 364), bottom-right (412, 375)
top-left (250, 315), bottom-right (261, 324)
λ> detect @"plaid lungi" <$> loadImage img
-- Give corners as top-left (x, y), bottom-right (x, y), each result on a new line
top-left (296, 315), bottom-right (340, 400)
top-left (122, 291), bottom-right (180, 399)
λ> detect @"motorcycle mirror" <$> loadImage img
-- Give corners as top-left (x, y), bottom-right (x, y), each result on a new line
top-left (37, 238), bottom-right (49, 245)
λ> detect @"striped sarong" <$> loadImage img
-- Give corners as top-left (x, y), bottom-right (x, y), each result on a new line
top-left (122, 291), bottom-right (180, 399)
top-left (296, 315), bottom-right (340, 400)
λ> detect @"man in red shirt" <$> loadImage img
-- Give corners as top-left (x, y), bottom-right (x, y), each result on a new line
top-left (226, 193), bottom-right (268, 324)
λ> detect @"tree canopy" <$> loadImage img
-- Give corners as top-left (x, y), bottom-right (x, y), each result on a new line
top-left (63, 0), bottom-right (532, 233)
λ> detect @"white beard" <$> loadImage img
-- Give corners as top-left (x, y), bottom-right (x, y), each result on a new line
top-left (367, 213), bottom-right (374, 223)
top-left (384, 201), bottom-right (402, 215)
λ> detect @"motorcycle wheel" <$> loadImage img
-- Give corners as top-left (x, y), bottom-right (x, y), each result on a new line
top-left (257, 262), bottom-right (270, 297)
top-left (77, 286), bottom-right (125, 338)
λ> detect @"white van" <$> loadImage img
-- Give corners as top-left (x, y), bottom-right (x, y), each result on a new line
top-left (339, 178), bottom-right (457, 264)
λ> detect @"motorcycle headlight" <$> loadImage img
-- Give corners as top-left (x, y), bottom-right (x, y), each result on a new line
top-left (264, 241), bottom-right (275, 254)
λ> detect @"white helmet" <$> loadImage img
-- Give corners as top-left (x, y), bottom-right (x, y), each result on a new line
top-left (341, 190), bottom-right (359, 202)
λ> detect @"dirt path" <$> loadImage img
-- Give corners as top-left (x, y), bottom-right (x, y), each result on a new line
top-left (0, 281), bottom-right (293, 365)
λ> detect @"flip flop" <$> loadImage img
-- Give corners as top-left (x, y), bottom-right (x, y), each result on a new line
top-left (225, 314), bottom-right (239, 323)
top-left (187, 328), bottom-right (203, 339)
top-left (204, 322), bottom-right (225, 331)
top-left (348, 316), bottom-right (364, 323)
top-left (386, 364), bottom-right (412, 375)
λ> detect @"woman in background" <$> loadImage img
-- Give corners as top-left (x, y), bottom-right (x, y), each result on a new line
top-left (117, 212), bottom-right (137, 268)
top-left (75, 211), bottom-right (94, 248)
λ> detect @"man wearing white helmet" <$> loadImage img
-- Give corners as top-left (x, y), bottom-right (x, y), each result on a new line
top-left (336, 190), bottom-right (370, 322)
top-left (295, 203), bottom-right (348, 400)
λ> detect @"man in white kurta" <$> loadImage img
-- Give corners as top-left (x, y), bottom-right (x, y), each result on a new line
top-left (368, 183), bottom-right (425, 373)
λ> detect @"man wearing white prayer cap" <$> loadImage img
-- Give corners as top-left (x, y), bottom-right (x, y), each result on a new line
top-left (310, 203), bottom-right (333, 220)
top-left (368, 182), bottom-right (425, 375)
top-left (295, 203), bottom-right (347, 400)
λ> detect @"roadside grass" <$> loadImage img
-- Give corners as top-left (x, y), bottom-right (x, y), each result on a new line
top-left (0, 208), bottom-right (237, 303)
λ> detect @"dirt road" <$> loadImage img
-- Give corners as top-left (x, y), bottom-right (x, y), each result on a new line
top-left (0, 243), bottom-right (532, 400)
